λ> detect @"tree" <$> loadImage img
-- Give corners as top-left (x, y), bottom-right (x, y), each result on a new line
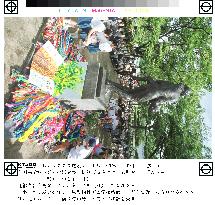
top-left (127, 17), bottom-right (212, 92)
top-left (124, 17), bottom-right (212, 159)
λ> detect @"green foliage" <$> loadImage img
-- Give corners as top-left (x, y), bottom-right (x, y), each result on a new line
top-left (53, 61), bottom-right (83, 96)
top-left (126, 17), bottom-right (212, 159)
top-left (85, 112), bottom-right (101, 128)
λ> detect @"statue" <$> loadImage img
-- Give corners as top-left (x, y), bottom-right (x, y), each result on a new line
top-left (106, 76), bottom-right (191, 112)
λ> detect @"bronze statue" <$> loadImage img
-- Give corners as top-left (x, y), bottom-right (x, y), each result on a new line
top-left (106, 76), bottom-right (191, 112)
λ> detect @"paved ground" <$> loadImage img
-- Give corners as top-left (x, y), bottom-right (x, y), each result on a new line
top-left (4, 17), bottom-right (117, 159)
top-left (4, 17), bottom-right (44, 96)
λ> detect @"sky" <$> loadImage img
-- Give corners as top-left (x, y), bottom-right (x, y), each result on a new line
top-left (200, 91), bottom-right (212, 148)
top-left (200, 91), bottom-right (212, 129)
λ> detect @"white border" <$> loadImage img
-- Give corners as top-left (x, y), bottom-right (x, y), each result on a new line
top-left (0, 0), bottom-right (214, 204)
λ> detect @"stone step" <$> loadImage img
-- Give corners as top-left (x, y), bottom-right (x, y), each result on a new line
top-left (82, 62), bottom-right (100, 99)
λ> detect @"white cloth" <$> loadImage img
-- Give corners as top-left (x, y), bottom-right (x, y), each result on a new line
top-left (97, 32), bottom-right (109, 44)
top-left (68, 145), bottom-right (93, 159)
top-left (109, 102), bottom-right (117, 108)
top-left (90, 19), bottom-right (106, 32)
top-left (112, 117), bottom-right (119, 130)
top-left (109, 98), bottom-right (118, 107)
top-left (99, 41), bottom-right (112, 52)
top-left (108, 98), bottom-right (120, 130)
top-left (108, 109), bottom-right (116, 118)
top-left (109, 99), bottom-right (119, 112)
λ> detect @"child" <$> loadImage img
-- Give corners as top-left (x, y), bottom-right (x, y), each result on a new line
top-left (67, 137), bottom-right (97, 159)
top-left (63, 17), bottom-right (114, 53)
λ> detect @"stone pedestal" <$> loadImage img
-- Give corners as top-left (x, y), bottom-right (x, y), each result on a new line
top-left (58, 61), bottom-right (107, 110)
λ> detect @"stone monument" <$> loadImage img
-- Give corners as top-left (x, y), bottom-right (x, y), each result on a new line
top-left (58, 60), bottom-right (107, 110)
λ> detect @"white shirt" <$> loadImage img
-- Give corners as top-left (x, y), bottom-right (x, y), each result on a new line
top-left (109, 98), bottom-right (117, 107)
top-left (99, 41), bottom-right (112, 52)
top-left (90, 19), bottom-right (106, 32)
top-left (108, 109), bottom-right (116, 117)
top-left (112, 118), bottom-right (119, 130)
top-left (90, 32), bottom-right (108, 45)
top-left (68, 145), bottom-right (93, 159)
top-left (97, 32), bottom-right (108, 44)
